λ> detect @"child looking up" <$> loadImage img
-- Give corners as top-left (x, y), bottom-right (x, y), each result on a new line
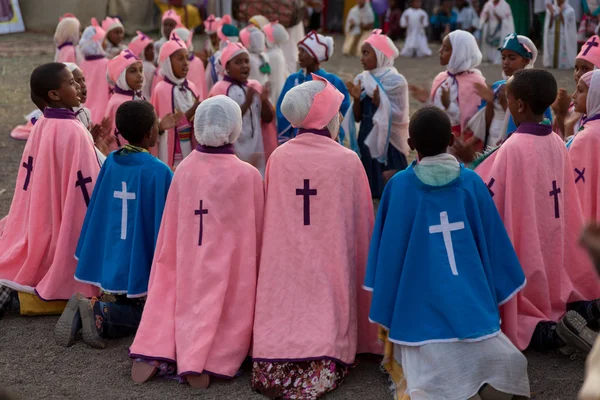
top-left (172, 27), bottom-right (208, 100)
top-left (154, 10), bottom-right (182, 62)
top-left (543, 0), bottom-right (577, 69)
top-left (151, 34), bottom-right (200, 169)
top-left (54, 14), bottom-right (81, 64)
top-left (54, 100), bottom-right (173, 349)
top-left (263, 21), bottom-right (290, 106)
top-left (476, 69), bottom-right (600, 353)
top-left (0, 63), bottom-right (101, 310)
top-left (209, 41), bottom-right (276, 176)
top-left (343, 0), bottom-right (375, 57)
top-left (130, 96), bottom-right (263, 388)
top-left (79, 20), bottom-right (109, 123)
top-left (128, 31), bottom-right (156, 101)
top-left (480, 0), bottom-right (514, 64)
top-left (365, 105), bottom-right (529, 400)
top-left (343, 30), bottom-right (409, 198)
top-left (102, 17), bottom-right (127, 59)
top-left (400, 0), bottom-right (432, 58)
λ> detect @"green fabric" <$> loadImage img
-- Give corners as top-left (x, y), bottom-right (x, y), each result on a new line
top-left (507, 0), bottom-right (530, 36)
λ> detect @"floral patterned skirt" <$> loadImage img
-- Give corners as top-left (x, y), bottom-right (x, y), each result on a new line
top-left (251, 359), bottom-right (350, 400)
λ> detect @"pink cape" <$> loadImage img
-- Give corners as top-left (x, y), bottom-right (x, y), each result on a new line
top-left (150, 80), bottom-right (199, 168)
top-left (0, 112), bottom-right (101, 300)
top-left (10, 119), bottom-right (35, 141)
top-left (430, 70), bottom-right (486, 139)
top-left (209, 79), bottom-right (278, 161)
top-left (569, 119), bottom-right (600, 221)
top-left (252, 132), bottom-right (382, 365)
top-left (80, 57), bottom-right (110, 123)
top-left (189, 56), bottom-right (208, 101)
top-left (104, 92), bottom-right (136, 148)
top-left (56, 44), bottom-right (78, 64)
top-left (476, 127), bottom-right (600, 350)
top-left (130, 149), bottom-right (264, 377)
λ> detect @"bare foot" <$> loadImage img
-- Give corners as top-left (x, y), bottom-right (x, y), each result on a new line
top-left (131, 361), bottom-right (158, 384)
top-left (187, 374), bottom-right (210, 389)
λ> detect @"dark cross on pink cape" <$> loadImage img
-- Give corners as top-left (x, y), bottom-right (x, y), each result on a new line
top-left (486, 178), bottom-right (495, 198)
top-left (195, 200), bottom-right (208, 246)
top-left (575, 168), bottom-right (586, 184)
top-left (206, 15), bottom-right (216, 31)
top-left (171, 33), bottom-right (183, 47)
top-left (122, 49), bottom-right (139, 60)
top-left (549, 180), bottom-right (561, 219)
top-left (583, 37), bottom-right (599, 56)
top-left (22, 156), bottom-right (33, 191)
top-left (75, 170), bottom-right (92, 206)
top-left (296, 179), bottom-right (317, 226)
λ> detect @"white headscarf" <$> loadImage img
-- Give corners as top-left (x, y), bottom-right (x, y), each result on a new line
top-left (247, 27), bottom-right (266, 54)
top-left (116, 69), bottom-right (133, 91)
top-left (79, 26), bottom-right (105, 57)
top-left (299, 32), bottom-right (335, 63)
top-left (63, 62), bottom-right (79, 73)
top-left (173, 27), bottom-right (194, 52)
top-left (517, 35), bottom-right (538, 67)
top-left (447, 30), bottom-right (482, 74)
top-left (194, 95), bottom-right (243, 146)
top-left (267, 23), bottom-right (290, 48)
top-left (584, 70), bottom-right (600, 117)
top-left (160, 53), bottom-right (196, 115)
top-left (54, 17), bottom-right (80, 47)
top-left (281, 80), bottom-right (340, 138)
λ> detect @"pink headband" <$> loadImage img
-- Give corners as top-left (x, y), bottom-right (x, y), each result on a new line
top-left (298, 74), bottom-right (344, 129)
top-left (577, 35), bottom-right (600, 68)
top-left (159, 32), bottom-right (187, 64)
top-left (220, 41), bottom-right (248, 68)
top-left (107, 49), bottom-right (141, 83)
top-left (364, 29), bottom-right (396, 58)
top-left (91, 18), bottom-right (106, 42)
top-left (59, 13), bottom-right (77, 22)
top-left (128, 31), bottom-right (154, 58)
top-left (239, 26), bottom-right (251, 48)
top-left (162, 9), bottom-right (182, 25)
top-left (102, 16), bottom-right (123, 33)
top-left (263, 21), bottom-right (276, 43)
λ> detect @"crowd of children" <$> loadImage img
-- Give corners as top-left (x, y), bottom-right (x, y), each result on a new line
top-left (4, 7), bottom-right (600, 400)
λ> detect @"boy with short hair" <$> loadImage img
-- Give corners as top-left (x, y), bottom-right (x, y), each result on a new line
top-left (476, 69), bottom-right (600, 353)
top-left (366, 105), bottom-right (530, 399)
top-left (54, 100), bottom-right (173, 349)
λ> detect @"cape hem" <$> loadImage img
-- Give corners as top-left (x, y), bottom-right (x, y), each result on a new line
top-left (497, 278), bottom-right (527, 306)
top-left (251, 355), bottom-right (354, 367)
top-left (384, 329), bottom-right (501, 346)
top-left (73, 276), bottom-right (148, 298)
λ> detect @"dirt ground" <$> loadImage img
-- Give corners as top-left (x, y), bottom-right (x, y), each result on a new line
top-left (0, 33), bottom-right (588, 399)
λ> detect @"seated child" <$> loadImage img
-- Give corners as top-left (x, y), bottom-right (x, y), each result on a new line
top-left (129, 95), bottom-right (263, 388)
top-left (79, 20), bottom-right (110, 123)
top-left (0, 63), bottom-right (101, 311)
top-left (400, 0), bottom-right (432, 58)
top-left (430, 0), bottom-right (458, 42)
top-left (240, 25), bottom-right (271, 86)
top-left (128, 31), bottom-right (156, 100)
top-left (476, 69), bottom-right (600, 353)
top-left (263, 22), bottom-right (290, 106)
top-left (343, 0), bottom-right (375, 57)
top-left (209, 41), bottom-right (276, 176)
top-left (344, 30), bottom-right (409, 198)
top-left (154, 10), bottom-right (182, 62)
top-left (568, 70), bottom-right (600, 221)
top-left (54, 100), bottom-right (173, 349)
top-left (480, 0), bottom-right (514, 64)
top-left (102, 16), bottom-right (127, 59)
top-left (365, 105), bottom-right (529, 400)
top-left (151, 34), bottom-right (201, 169)
top-left (54, 13), bottom-right (81, 64)
top-left (172, 27), bottom-right (208, 100)
top-left (543, 0), bottom-right (577, 70)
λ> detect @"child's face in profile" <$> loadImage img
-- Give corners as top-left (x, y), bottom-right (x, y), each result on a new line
top-left (227, 52), bottom-right (251, 82)
top-left (361, 43), bottom-right (378, 71)
top-left (71, 68), bottom-right (87, 104)
top-left (170, 49), bottom-right (190, 79)
top-left (439, 36), bottom-right (452, 66)
top-left (298, 46), bottom-right (317, 70)
top-left (147, 111), bottom-right (160, 148)
top-left (505, 79), bottom-right (523, 125)
top-left (574, 58), bottom-right (594, 85)
top-left (126, 62), bottom-right (144, 91)
top-left (572, 79), bottom-right (589, 114)
top-left (51, 67), bottom-right (81, 109)
top-left (107, 27), bottom-right (124, 46)
top-left (163, 19), bottom-right (177, 39)
top-left (501, 50), bottom-right (530, 78)
top-left (144, 43), bottom-right (155, 63)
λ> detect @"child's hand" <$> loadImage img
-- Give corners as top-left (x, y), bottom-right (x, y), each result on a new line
top-left (498, 85), bottom-right (507, 110)
top-left (349, 21), bottom-right (356, 31)
top-left (159, 111), bottom-right (183, 132)
top-left (90, 117), bottom-right (111, 141)
top-left (346, 80), bottom-right (362, 102)
top-left (475, 82), bottom-right (494, 104)
top-left (552, 88), bottom-right (571, 117)
top-left (408, 84), bottom-right (429, 103)
top-left (245, 87), bottom-right (257, 105)
top-left (420, 15), bottom-right (426, 25)
top-left (261, 82), bottom-right (271, 103)
top-left (441, 85), bottom-right (450, 109)
top-left (451, 139), bottom-right (477, 163)
top-left (373, 86), bottom-right (381, 107)
top-left (95, 134), bottom-right (116, 156)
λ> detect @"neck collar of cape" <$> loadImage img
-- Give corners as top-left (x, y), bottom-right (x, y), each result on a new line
top-left (196, 143), bottom-right (235, 154)
top-left (114, 86), bottom-right (142, 98)
top-left (515, 122), bottom-right (552, 136)
top-left (44, 107), bottom-right (77, 120)
top-left (297, 128), bottom-right (332, 138)
top-left (85, 54), bottom-right (106, 61)
top-left (58, 42), bottom-right (74, 50)
top-left (164, 76), bottom-right (190, 88)
top-left (223, 75), bottom-right (248, 86)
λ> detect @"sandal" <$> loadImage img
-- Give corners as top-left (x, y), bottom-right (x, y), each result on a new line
top-left (131, 361), bottom-right (158, 384)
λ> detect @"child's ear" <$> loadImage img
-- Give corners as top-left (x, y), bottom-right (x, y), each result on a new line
top-left (517, 99), bottom-right (526, 114)
top-left (448, 134), bottom-right (455, 148)
top-left (47, 89), bottom-right (61, 102)
top-left (408, 137), bottom-right (415, 151)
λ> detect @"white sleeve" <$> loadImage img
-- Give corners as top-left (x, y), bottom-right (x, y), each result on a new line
top-left (400, 10), bottom-right (409, 28)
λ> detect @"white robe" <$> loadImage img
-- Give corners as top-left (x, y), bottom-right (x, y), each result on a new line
top-left (480, 0), bottom-right (515, 64)
top-left (400, 8), bottom-right (432, 57)
top-left (543, 3), bottom-right (578, 69)
top-left (249, 52), bottom-right (270, 86)
top-left (281, 22), bottom-right (305, 75)
top-left (266, 46), bottom-right (289, 106)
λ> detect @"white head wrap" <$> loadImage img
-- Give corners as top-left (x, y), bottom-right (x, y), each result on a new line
top-left (268, 23), bottom-right (290, 47)
top-left (79, 26), bottom-right (105, 57)
top-left (54, 17), bottom-right (80, 47)
top-left (173, 27), bottom-right (194, 52)
top-left (370, 39), bottom-right (399, 70)
top-left (281, 80), bottom-right (340, 138)
top-left (447, 30), bottom-right (482, 74)
top-left (63, 62), bottom-right (80, 73)
top-left (516, 35), bottom-right (538, 67)
top-left (299, 32), bottom-right (335, 63)
top-left (116, 69), bottom-right (132, 91)
top-left (247, 27), bottom-right (266, 54)
top-left (584, 70), bottom-right (600, 117)
top-left (160, 55), bottom-right (185, 85)
top-left (194, 95), bottom-right (243, 146)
